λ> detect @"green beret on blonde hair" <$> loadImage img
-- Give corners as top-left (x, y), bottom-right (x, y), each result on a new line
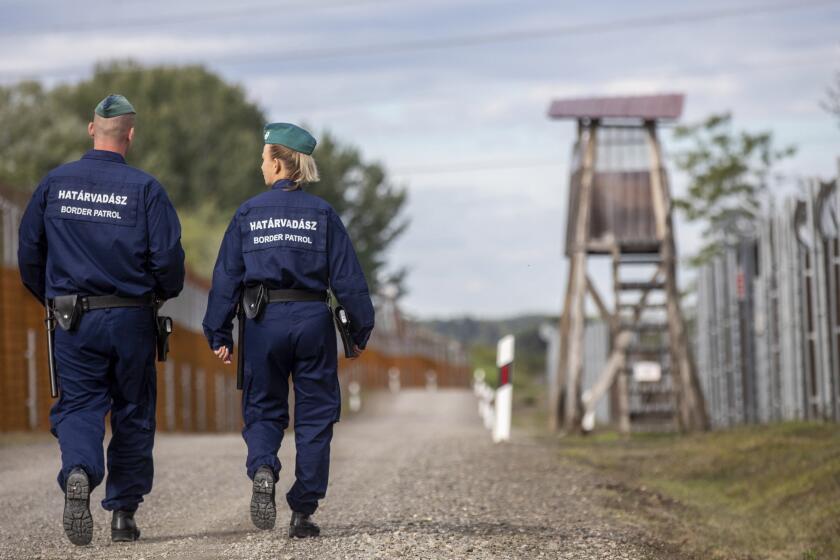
top-left (263, 122), bottom-right (316, 155)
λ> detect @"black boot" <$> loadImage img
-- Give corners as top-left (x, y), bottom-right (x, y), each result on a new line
top-left (289, 511), bottom-right (320, 538)
top-left (111, 510), bottom-right (141, 542)
top-left (251, 466), bottom-right (276, 530)
top-left (63, 468), bottom-right (93, 546)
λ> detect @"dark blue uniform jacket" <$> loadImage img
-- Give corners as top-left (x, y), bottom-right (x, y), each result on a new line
top-left (202, 179), bottom-right (375, 352)
top-left (18, 149), bottom-right (185, 302)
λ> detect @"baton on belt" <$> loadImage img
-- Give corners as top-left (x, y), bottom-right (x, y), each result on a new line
top-left (44, 297), bottom-right (58, 398)
top-left (236, 303), bottom-right (245, 390)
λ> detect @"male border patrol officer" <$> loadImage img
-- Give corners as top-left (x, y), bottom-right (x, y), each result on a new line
top-left (202, 123), bottom-right (374, 537)
top-left (18, 94), bottom-right (185, 546)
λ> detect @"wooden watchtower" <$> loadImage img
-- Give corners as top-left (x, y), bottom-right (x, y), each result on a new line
top-left (547, 94), bottom-right (708, 433)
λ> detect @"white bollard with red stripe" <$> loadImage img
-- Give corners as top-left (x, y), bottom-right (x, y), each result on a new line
top-left (473, 369), bottom-right (495, 430)
top-left (493, 335), bottom-right (515, 443)
top-left (348, 381), bottom-right (362, 413)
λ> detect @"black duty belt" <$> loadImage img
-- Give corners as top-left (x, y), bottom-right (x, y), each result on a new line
top-left (266, 289), bottom-right (328, 303)
top-left (242, 286), bottom-right (327, 320)
top-left (81, 294), bottom-right (156, 311)
top-left (51, 293), bottom-right (157, 332)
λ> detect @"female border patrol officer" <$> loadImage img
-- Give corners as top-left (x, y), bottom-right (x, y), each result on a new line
top-left (202, 123), bottom-right (374, 538)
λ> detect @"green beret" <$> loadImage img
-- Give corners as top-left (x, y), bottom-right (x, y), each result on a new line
top-left (263, 123), bottom-right (316, 155)
top-left (94, 94), bottom-right (135, 118)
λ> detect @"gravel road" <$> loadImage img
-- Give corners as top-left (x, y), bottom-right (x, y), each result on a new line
top-left (0, 389), bottom-right (667, 559)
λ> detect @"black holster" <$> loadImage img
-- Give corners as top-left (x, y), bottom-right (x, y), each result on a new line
top-left (53, 295), bottom-right (83, 331)
top-left (333, 305), bottom-right (358, 358)
top-left (155, 313), bottom-right (173, 362)
top-left (242, 284), bottom-right (267, 320)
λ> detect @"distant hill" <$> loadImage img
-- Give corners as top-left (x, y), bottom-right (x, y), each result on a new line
top-left (418, 314), bottom-right (556, 348)
top-left (418, 314), bottom-right (558, 377)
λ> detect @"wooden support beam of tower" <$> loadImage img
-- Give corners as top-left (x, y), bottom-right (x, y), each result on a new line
top-left (586, 275), bottom-right (613, 325)
top-left (608, 243), bottom-right (627, 433)
top-left (563, 121), bottom-right (599, 433)
top-left (549, 123), bottom-right (585, 433)
top-left (550, 281), bottom-right (572, 432)
top-left (644, 121), bottom-right (709, 431)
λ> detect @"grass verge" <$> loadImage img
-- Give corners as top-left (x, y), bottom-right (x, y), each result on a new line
top-left (557, 422), bottom-right (840, 559)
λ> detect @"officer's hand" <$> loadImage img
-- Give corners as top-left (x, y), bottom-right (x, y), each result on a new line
top-left (350, 345), bottom-right (364, 360)
top-left (214, 346), bottom-right (232, 365)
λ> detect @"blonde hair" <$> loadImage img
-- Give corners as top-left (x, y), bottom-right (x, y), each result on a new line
top-left (269, 144), bottom-right (319, 190)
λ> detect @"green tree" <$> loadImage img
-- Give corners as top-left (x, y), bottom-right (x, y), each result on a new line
top-left (0, 61), bottom-right (409, 292)
top-left (0, 81), bottom-right (87, 188)
top-left (672, 113), bottom-right (796, 265)
top-left (309, 132), bottom-right (409, 294)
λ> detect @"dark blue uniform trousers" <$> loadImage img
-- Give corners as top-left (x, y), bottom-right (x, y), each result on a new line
top-left (49, 307), bottom-right (157, 513)
top-left (242, 301), bottom-right (340, 515)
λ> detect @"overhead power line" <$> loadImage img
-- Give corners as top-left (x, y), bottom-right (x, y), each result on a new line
top-left (0, 0), bottom-right (837, 82)
top-left (390, 159), bottom-right (564, 176)
top-left (233, 0), bottom-right (838, 63)
top-left (11, 0), bottom-right (837, 43)
top-left (387, 135), bottom-right (835, 178)
top-left (276, 52), bottom-right (839, 118)
top-left (4, 0), bottom-right (387, 34)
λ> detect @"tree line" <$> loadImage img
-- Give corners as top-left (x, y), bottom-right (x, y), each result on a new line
top-left (0, 60), bottom-right (408, 293)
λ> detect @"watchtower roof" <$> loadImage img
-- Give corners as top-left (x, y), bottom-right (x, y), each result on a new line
top-left (548, 93), bottom-right (684, 121)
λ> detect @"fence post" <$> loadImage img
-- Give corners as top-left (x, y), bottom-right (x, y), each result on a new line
top-left (25, 328), bottom-right (37, 430)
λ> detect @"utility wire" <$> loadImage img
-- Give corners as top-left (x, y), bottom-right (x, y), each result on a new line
top-left (1, 0), bottom-right (837, 81)
top-left (274, 52), bottom-right (839, 118)
top-left (390, 159), bottom-right (564, 176)
top-left (229, 0), bottom-right (839, 63)
top-left (387, 136), bottom-right (835, 178)
top-left (4, 0), bottom-right (388, 34)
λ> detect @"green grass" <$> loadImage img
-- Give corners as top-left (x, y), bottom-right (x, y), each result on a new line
top-left (559, 422), bottom-right (840, 559)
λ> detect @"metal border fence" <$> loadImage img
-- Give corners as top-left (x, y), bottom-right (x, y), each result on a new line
top-left (695, 176), bottom-right (840, 428)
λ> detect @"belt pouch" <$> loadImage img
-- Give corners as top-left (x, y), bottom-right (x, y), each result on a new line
top-left (53, 295), bottom-right (82, 331)
top-left (242, 284), bottom-right (267, 320)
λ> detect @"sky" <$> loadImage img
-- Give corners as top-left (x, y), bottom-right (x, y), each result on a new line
top-left (1, 0), bottom-right (838, 319)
